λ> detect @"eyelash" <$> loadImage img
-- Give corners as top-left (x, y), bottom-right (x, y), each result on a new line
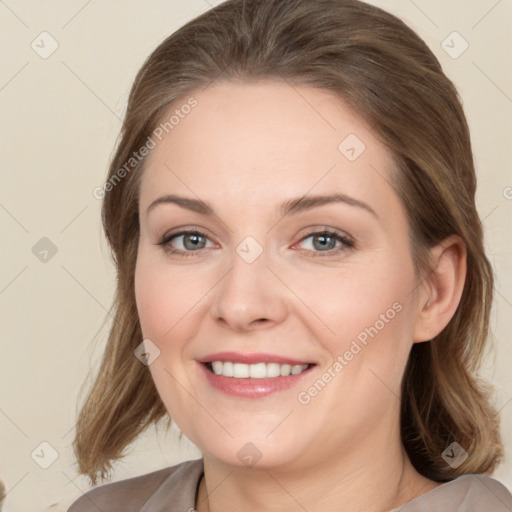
top-left (157, 229), bottom-right (213, 258)
top-left (156, 228), bottom-right (355, 258)
top-left (304, 230), bottom-right (355, 257)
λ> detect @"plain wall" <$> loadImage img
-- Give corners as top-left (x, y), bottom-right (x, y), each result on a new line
top-left (0, 0), bottom-right (510, 510)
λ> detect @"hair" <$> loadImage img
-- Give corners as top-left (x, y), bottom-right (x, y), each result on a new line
top-left (0, 478), bottom-right (5, 511)
top-left (73, 0), bottom-right (503, 485)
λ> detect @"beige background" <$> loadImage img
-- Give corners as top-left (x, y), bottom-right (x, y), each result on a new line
top-left (0, 0), bottom-right (510, 510)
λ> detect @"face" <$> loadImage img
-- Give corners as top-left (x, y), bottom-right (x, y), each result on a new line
top-left (135, 80), bottom-right (424, 471)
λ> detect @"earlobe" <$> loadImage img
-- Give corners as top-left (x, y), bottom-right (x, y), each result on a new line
top-left (412, 235), bottom-right (467, 343)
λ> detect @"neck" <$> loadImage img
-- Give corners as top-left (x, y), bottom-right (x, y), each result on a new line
top-left (195, 426), bottom-right (439, 512)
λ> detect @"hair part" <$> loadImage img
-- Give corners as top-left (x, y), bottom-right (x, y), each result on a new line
top-left (72, 0), bottom-right (502, 485)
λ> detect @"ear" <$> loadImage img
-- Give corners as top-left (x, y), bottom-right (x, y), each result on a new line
top-left (412, 235), bottom-right (467, 343)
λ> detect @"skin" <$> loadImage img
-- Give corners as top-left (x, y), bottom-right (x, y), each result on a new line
top-left (134, 80), bottom-right (466, 512)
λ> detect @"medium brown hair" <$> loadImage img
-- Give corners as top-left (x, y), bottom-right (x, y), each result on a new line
top-left (73, 0), bottom-right (503, 485)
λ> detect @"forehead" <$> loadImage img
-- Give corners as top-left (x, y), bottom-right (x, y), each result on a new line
top-left (139, 80), bottom-right (397, 216)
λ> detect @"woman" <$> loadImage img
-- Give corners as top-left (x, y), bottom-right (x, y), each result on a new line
top-left (68, 0), bottom-right (512, 510)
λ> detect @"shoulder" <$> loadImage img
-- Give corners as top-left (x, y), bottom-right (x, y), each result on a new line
top-left (399, 474), bottom-right (512, 511)
top-left (66, 458), bottom-right (203, 512)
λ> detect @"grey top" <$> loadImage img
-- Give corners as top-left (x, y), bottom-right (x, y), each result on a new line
top-left (67, 458), bottom-right (512, 511)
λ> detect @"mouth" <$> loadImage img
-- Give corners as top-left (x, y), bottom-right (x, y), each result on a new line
top-left (203, 361), bottom-right (315, 378)
top-left (197, 352), bottom-right (317, 397)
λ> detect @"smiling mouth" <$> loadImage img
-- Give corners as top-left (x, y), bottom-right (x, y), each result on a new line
top-left (204, 361), bottom-right (315, 378)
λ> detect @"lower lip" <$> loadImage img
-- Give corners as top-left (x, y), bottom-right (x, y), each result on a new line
top-left (198, 362), bottom-right (314, 398)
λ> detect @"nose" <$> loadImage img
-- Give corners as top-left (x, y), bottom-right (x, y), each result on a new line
top-left (211, 245), bottom-right (288, 333)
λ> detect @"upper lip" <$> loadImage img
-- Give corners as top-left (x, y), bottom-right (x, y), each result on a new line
top-left (197, 351), bottom-right (315, 366)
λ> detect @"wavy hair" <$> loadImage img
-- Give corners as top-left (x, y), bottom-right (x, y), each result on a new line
top-left (72, 0), bottom-right (503, 485)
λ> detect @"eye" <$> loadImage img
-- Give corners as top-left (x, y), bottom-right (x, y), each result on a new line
top-left (156, 227), bottom-right (354, 258)
top-left (156, 229), bottom-right (215, 256)
top-left (295, 229), bottom-right (354, 257)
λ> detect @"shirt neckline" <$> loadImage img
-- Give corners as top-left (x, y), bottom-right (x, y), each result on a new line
top-left (140, 459), bottom-right (493, 511)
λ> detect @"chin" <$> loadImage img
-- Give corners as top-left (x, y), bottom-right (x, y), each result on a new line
top-left (196, 432), bottom-right (311, 471)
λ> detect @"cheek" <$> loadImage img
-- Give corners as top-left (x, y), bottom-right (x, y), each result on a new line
top-left (134, 252), bottom-right (186, 342)
top-left (134, 254), bottom-right (201, 425)
top-left (134, 249), bottom-right (215, 352)
top-left (290, 259), bottom-right (413, 339)
top-left (135, 263), bottom-right (169, 340)
top-left (298, 269), bottom-right (415, 429)
top-left (297, 256), bottom-right (417, 382)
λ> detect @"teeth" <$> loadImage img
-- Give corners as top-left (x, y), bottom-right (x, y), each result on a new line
top-left (209, 361), bottom-right (309, 378)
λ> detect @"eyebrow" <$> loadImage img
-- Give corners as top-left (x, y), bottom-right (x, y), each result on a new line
top-left (145, 193), bottom-right (378, 218)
